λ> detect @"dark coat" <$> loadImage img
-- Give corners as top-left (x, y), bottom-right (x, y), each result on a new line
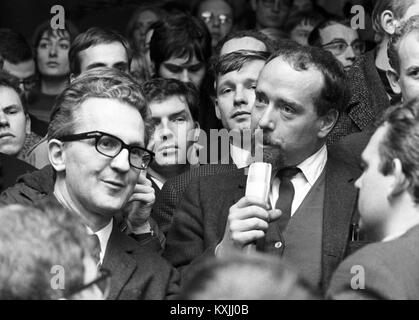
top-left (0, 152), bottom-right (36, 193)
top-left (328, 51), bottom-right (390, 145)
top-left (163, 151), bottom-right (363, 292)
top-left (327, 225), bottom-right (419, 300)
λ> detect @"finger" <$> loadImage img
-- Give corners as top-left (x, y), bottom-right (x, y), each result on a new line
top-left (229, 217), bottom-right (269, 233)
top-left (234, 196), bottom-right (270, 210)
top-left (268, 209), bottom-right (282, 222)
top-left (229, 205), bottom-right (270, 222)
top-left (230, 230), bottom-right (265, 245)
top-left (137, 172), bottom-right (152, 186)
top-left (132, 184), bottom-right (154, 194)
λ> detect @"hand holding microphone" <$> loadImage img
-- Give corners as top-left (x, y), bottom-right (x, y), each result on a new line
top-left (216, 163), bottom-right (282, 257)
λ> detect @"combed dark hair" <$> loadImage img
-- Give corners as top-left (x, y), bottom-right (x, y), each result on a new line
top-left (283, 10), bottom-right (325, 34)
top-left (388, 15), bottom-right (419, 73)
top-left (308, 18), bottom-right (353, 47)
top-left (210, 49), bottom-right (270, 80)
top-left (141, 77), bottom-right (200, 122)
top-left (214, 29), bottom-right (276, 55)
top-left (149, 13), bottom-right (212, 71)
top-left (0, 70), bottom-right (26, 112)
top-left (48, 67), bottom-right (151, 144)
top-left (32, 19), bottom-right (79, 51)
top-left (372, 0), bottom-right (418, 40)
top-left (0, 200), bottom-right (94, 299)
top-left (376, 98), bottom-right (419, 204)
top-left (268, 44), bottom-right (348, 116)
top-left (69, 27), bottom-right (131, 76)
top-left (0, 28), bottom-right (33, 64)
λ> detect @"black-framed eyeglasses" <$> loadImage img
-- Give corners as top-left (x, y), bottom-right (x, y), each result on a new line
top-left (58, 131), bottom-right (154, 170)
top-left (65, 268), bottom-right (112, 299)
top-left (200, 11), bottom-right (232, 25)
top-left (322, 39), bottom-right (366, 56)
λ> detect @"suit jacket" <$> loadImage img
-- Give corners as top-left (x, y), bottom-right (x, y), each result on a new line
top-left (328, 50), bottom-right (389, 145)
top-left (152, 163), bottom-right (238, 235)
top-left (41, 194), bottom-right (180, 300)
top-left (163, 150), bottom-right (363, 292)
top-left (327, 225), bottom-right (419, 300)
top-left (0, 152), bottom-right (36, 193)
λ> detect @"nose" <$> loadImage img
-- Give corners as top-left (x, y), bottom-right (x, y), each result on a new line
top-left (0, 111), bottom-right (9, 126)
top-left (49, 43), bottom-right (57, 57)
top-left (233, 86), bottom-right (247, 107)
top-left (257, 105), bottom-right (274, 130)
top-left (345, 45), bottom-right (356, 62)
top-left (180, 69), bottom-right (190, 83)
top-left (18, 82), bottom-right (25, 93)
top-left (213, 17), bottom-right (220, 27)
top-left (157, 119), bottom-right (174, 141)
top-left (110, 148), bottom-right (131, 172)
top-left (354, 175), bottom-right (362, 189)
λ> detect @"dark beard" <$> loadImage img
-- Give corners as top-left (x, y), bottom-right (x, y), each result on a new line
top-left (263, 146), bottom-right (285, 173)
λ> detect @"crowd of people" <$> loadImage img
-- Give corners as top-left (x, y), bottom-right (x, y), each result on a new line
top-left (0, 0), bottom-right (418, 300)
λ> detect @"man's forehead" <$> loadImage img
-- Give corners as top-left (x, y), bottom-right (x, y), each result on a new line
top-left (399, 31), bottom-right (419, 65)
top-left (220, 37), bottom-right (267, 55)
top-left (164, 54), bottom-right (203, 67)
top-left (81, 42), bottom-right (128, 62)
top-left (149, 95), bottom-right (191, 117)
top-left (218, 59), bottom-right (265, 82)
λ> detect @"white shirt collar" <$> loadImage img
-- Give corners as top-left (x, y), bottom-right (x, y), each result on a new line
top-left (296, 144), bottom-right (328, 186)
top-left (87, 219), bottom-right (113, 265)
top-left (230, 143), bottom-right (251, 169)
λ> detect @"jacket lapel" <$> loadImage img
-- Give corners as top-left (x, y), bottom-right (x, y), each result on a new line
top-left (321, 153), bottom-right (359, 290)
top-left (102, 224), bottom-right (138, 300)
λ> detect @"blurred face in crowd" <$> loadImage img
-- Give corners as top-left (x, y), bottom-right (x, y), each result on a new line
top-left (144, 29), bottom-right (155, 76)
top-left (251, 0), bottom-right (291, 29)
top-left (215, 59), bottom-right (266, 131)
top-left (149, 95), bottom-right (196, 167)
top-left (53, 98), bottom-right (145, 219)
top-left (251, 57), bottom-right (335, 168)
top-left (355, 125), bottom-right (394, 241)
top-left (77, 42), bottom-right (129, 75)
top-left (388, 30), bottom-right (419, 102)
top-left (3, 59), bottom-right (37, 95)
top-left (0, 86), bottom-right (30, 156)
top-left (37, 30), bottom-right (71, 78)
top-left (319, 23), bottom-right (364, 71)
top-left (158, 54), bottom-right (206, 89)
top-left (220, 36), bottom-right (267, 55)
top-left (290, 19), bottom-right (317, 46)
top-left (132, 9), bottom-right (159, 54)
top-left (198, 0), bottom-right (234, 48)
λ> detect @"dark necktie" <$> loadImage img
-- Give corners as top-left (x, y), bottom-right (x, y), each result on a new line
top-left (89, 234), bottom-right (101, 267)
top-left (275, 167), bottom-right (301, 233)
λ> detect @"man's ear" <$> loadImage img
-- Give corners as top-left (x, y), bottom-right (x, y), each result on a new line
top-left (214, 98), bottom-right (222, 121)
top-left (381, 10), bottom-right (398, 35)
top-left (25, 114), bottom-right (31, 135)
top-left (317, 109), bottom-right (339, 139)
top-left (48, 139), bottom-right (66, 172)
top-left (387, 69), bottom-right (402, 95)
top-left (389, 158), bottom-right (409, 199)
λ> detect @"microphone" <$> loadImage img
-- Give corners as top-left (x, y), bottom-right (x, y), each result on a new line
top-left (244, 162), bottom-right (272, 253)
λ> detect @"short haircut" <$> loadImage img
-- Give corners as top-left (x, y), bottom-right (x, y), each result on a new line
top-left (308, 18), bottom-right (354, 47)
top-left (141, 77), bottom-right (200, 122)
top-left (0, 28), bottom-right (33, 64)
top-left (179, 252), bottom-right (319, 300)
top-left (69, 27), bottom-right (131, 76)
top-left (372, 0), bottom-right (418, 40)
top-left (268, 44), bottom-right (348, 116)
top-left (0, 201), bottom-right (94, 299)
top-left (283, 10), bottom-right (325, 34)
top-left (376, 98), bottom-right (419, 204)
top-left (214, 29), bottom-right (276, 56)
top-left (149, 13), bottom-right (212, 71)
top-left (0, 70), bottom-right (26, 113)
top-left (48, 67), bottom-right (150, 144)
top-left (388, 15), bottom-right (419, 74)
top-left (210, 49), bottom-right (270, 80)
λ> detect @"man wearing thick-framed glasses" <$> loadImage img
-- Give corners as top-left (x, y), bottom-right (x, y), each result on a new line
top-left (1, 67), bottom-right (179, 300)
top-left (250, 0), bottom-right (292, 30)
top-left (308, 19), bottom-right (365, 72)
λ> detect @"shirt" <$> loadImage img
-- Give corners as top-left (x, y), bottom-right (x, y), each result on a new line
top-left (230, 143), bottom-right (251, 169)
top-left (270, 144), bottom-right (328, 216)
